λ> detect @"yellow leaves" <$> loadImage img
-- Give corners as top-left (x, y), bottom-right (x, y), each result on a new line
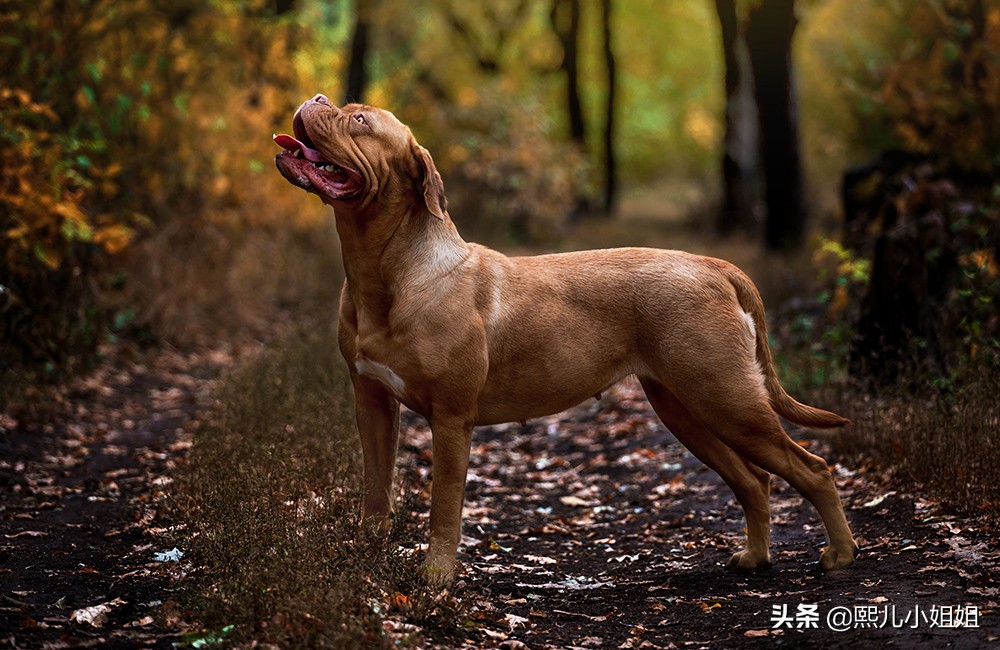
top-left (0, 87), bottom-right (57, 121)
top-left (816, 239), bottom-right (871, 284)
top-left (1, 86), bottom-right (138, 272)
top-left (961, 250), bottom-right (999, 277)
top-left (53, 201), bottom-right (89, 229)
top-left (33, 244), bottom-right (60, 270)
top-left (93, 223), bottom-right (134, 255)
top-left (456, 86), bottom-right (479, 108)
top-left (683, 106), bottom-right (720, 151)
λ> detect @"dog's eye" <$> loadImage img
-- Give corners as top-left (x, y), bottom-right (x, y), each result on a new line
top-left (353, 113), bottom-right (367, 126)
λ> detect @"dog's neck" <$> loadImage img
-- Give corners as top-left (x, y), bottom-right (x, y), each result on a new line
top-left (334, 204), bottom-right (471, 323)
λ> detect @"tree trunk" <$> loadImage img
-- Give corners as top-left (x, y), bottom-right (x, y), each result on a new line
top-left (344, 0), bottom-right (371, 104)
top-left (714, 0), bottom-right (758, 236)
top-left (550, 0), bottom-right (586, 146)
top-left (746, 0), bottom-right (804, 251)
top-left (600, 0), bottom-right (617, 215)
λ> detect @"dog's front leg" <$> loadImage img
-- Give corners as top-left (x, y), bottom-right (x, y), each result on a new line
top-left (354, 376), bottom-right (401, 535)
top-left (425, 413), bottom-right (474, 584)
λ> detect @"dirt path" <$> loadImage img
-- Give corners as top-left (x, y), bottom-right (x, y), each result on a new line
top-left (396, 381), bottom-right (999, 648)
top-left (2, 352), bottom-right (997, 648)
top-left (0, 348), bottom-right (227, 649)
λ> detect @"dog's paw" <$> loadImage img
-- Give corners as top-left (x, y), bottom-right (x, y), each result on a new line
top-left (819, 542), bottom-right (858, 570)
top-left (726, 549), bottom-right (771, 571)
top-left (423, 559), bottom-right (460, 588)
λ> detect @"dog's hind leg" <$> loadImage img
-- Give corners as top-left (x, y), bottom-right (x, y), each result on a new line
top-left (640, 378), bottom-right (773, 569)
top-left (677, 385), bottom-right (857, 570)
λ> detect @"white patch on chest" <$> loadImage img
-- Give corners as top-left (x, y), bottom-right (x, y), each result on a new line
top-left (355, 358), bottom-right (406, 397)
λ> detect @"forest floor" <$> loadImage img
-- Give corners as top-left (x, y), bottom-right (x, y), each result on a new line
top-left (1, 342), bottom-right (998, 649)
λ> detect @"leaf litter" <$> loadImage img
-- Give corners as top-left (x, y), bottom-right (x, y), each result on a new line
top-left (392, 378), bottom-right (1000, 647)
top-left (3, 349), bottom-right (999, 648)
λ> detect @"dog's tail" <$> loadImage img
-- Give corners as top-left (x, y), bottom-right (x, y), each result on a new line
top-left (725, 263), bottom-right (850, 430)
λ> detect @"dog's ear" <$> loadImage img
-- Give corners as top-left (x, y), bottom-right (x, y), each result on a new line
top-left (409, 141), bottom-right (448, 221)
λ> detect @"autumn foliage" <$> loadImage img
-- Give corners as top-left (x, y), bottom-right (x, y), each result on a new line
top-left (0, 86), bottom-right (132, 382)
top-left (2, 0), bottom-right (998, 396)
top-left (1, 1), bottom-right (308, 394)
top-left (853, 0), bottom-right (1000, 173)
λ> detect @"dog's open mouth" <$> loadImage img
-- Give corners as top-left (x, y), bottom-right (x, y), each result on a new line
top-left (273, 114), bottom-right (362, 200)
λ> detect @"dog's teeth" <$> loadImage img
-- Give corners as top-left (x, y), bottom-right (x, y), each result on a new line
top-left (293, 149), bottom-right (303, 158)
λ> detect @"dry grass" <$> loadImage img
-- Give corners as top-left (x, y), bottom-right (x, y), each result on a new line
top-left (831, 371), bottom-right (1000, 520)
top-left (170, 331), bottom-right (466, 648)
top-left (779, 342), bottom-right (1000, 522)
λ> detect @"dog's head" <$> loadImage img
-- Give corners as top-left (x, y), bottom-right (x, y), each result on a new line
top-left (274, 94), bottom-right (447, 221)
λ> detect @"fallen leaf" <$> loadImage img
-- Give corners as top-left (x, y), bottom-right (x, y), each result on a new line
top-left (559, 495), bottom-right (592, 507)
top-left (552, 609), bottom-right (608, 622)
top-left (968, 586), bottom-right (1000, 597)
top-left (153, 547), bottom-right (184, 562)
top-left (504, 613), bottom-right (529, 631)
top-left (4, 530), bottom-right (48, 539)
top-left (862, 492), bottom-right (896, 508)
top-left (745, 629), bottom-right (783, 637)
top-left (69, 598), bottom-right (126, 627)
top-left (390, 592), bottom-right (413, 608)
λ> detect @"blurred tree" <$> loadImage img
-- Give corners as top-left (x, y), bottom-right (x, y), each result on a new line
top-left (344, 0), bottom-right (371, 103)
top-left (550, 0), bottom-right (586, 147)
top-left (714, 0), bottom-right (758, 235)
top-left (746, 0), bottom-right (805, 251)
top-left (600, 0), bottom-right (618, 214)
top-left (442, 0), bottom-right (531, 74)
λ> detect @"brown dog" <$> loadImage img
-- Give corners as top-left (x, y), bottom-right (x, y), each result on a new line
top-left (274, 94), bottom-right (858, 583)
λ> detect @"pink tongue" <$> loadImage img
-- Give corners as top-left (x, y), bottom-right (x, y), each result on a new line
top-left (273, 133), bottom-right (326, 163)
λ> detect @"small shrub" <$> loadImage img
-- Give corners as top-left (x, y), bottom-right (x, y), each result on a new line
top-left (0, 88), bottom-right (137, 403)
top-left (834, 364), bottom-right (1000, 521)
top-left (773, 236), bottom-right (999, 522)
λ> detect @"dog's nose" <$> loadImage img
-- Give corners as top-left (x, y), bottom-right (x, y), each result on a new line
top-left (311, 94), bottom-right (332, 106)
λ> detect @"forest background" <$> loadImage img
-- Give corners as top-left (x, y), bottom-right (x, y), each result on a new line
top-left (1, 1), bottom-right (998, 646)
top-left (4, 0), bottom-right (999, 553)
